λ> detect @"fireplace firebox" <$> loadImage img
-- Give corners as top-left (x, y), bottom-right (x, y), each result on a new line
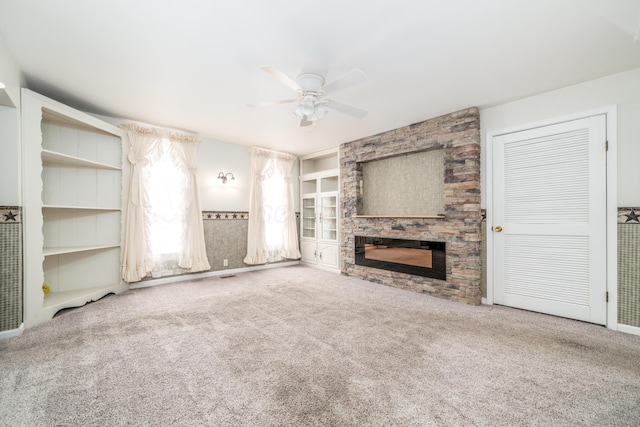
top-left (355, 236), bottom-right (446, 280)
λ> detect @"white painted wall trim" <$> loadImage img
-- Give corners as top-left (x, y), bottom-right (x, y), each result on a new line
top-left (0, 323), bottom-right (24, 340)
top-left (605, 107), bottom-right (618, 331)
top-left (485, 106), bottom-right (618, 330)
top-left (129, 261), bottom-right (300, 289)
top-left (617, 324), bottom-right (640, 337)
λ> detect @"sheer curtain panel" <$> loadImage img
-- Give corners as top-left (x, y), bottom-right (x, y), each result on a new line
top-left (168, 133), bottom-right (211, 272)
top-left (244, 147), bottom-right (301, 265)
top-left (121, 125), bottom-right (163, 282)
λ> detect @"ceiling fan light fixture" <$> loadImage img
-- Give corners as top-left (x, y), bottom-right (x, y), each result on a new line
top-left (252, 66), bottom-right (368, 127)
top-left (315, 103), bottom-right (328, 118)
top-left (302, 99), bottom-right (315, 116)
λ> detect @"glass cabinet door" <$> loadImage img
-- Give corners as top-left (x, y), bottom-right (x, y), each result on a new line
top-left (302, 196), bottom-right (316, 238)
top-left (320, 194), bottom-right (338, 241)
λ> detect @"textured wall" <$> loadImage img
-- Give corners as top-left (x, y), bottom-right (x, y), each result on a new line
top-left (0, 207), bottom-right (22, 332)
top-left (203, 212), bottom-right (249, 271)
top-left (362, 149), bottom-right (445, 216)
top-left (202, 211), bottom-right (300, 273)
top-left (341, 107), bottom-right (482, 304)
top-left (618, 208), bottom-right (640, 328)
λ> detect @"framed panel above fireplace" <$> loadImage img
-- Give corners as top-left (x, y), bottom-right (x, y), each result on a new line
top-left (357, 148), bottom-right (445, 217)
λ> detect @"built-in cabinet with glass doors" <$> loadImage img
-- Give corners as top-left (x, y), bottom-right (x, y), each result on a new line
top-left (299, 149), bottom-right (340, 272)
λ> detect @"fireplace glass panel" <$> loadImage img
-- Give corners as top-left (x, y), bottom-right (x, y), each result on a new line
top-left (355, 236), bottom-right (446, 280)
top-left (364, 245), bottom-right (432, 268)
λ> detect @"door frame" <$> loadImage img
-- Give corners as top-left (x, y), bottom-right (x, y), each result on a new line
top-left (485, 106), bottom-right (618, 330)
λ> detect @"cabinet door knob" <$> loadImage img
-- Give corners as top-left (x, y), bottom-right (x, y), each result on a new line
top-left (495, 225), bottom-right (503, 232)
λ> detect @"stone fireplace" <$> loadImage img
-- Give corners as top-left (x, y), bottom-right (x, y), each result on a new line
top-left (340, 107), bottom-right (481, 305)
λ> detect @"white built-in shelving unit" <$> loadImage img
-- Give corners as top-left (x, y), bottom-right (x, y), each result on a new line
top-left (22, 89), bottom-right (129, 328)
top-left (299, 148), bottom-right (340, 272)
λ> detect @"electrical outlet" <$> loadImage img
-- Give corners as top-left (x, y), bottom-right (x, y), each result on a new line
top-left (223, 259), bottom-right (228, 267)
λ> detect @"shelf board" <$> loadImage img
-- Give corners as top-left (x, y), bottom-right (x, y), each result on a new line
top-left (42, 149), bottom-right (121, 170)
top-left (353, 215), bottom-right (446, 219)
top-left (43, 284), bottom-right (124, 310)
top-left (301, 168), bottom-right (340, 180)
top-left (43, 204), bottom-right (121, 211)
top-left (43, 244), bottom-right (120, 256)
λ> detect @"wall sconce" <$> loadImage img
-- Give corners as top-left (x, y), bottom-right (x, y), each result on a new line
top-left (217, 172), bottom-right (235, 184)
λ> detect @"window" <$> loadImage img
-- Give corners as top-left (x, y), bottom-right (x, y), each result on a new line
top-left (263, 167), bottom-right (287, 252)
top-left (244, 147), bottom-right (301, 265)
top-left (121, 125), bottom-right (210, 282)
top-left (143, 141), bottom-right (188, 277)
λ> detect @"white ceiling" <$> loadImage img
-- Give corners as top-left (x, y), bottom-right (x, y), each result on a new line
top-left (1, 0), bottom-right (639, 155)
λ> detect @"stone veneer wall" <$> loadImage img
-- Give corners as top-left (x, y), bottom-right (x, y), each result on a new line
top-left (340, 107), bottom-right (481, 304)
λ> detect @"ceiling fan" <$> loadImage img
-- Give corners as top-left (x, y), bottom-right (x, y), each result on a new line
top-left (248, 65), bottom-right (368, 127)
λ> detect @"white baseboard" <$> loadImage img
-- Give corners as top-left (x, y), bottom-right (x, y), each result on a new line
top-left (129, 261), bottom-right (301, 289)
top-left (0, 323), bottom-right (24, 340)
top-left (617, 323), bottom-right (640, 337)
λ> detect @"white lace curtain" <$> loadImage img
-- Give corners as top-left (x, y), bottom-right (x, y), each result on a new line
top-left (244, 147), bottom-right (301, 265)
top-left (121, 124), bottom-right (210, 282)
top-left (167, 133), bottom-right (210, 272)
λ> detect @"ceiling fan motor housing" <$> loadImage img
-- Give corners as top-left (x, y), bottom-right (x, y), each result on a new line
top-left (296, 73), bottom-right (325, 93)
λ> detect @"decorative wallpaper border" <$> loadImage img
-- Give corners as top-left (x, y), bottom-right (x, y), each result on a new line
top-left (202, 211), bottom-right (249, 220)
top-left (481, 208), bottom-right (638, 224)
top-left (619, 208), bottom-right (640, 224)
top-left (201, 211), bottom-right (300, 220)
top-left (1, 206), bottom-right (21, 223)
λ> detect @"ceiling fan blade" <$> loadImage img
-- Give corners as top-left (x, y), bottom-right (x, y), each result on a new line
top-left (260, 65), bottom-right (302, 93)
top-left (247, 98), bottom-right (298, 108)
top-left (325, 99), bottom-right (368, 119)
top-left (300, 117), bottom-right (313, 127)
top-left (321, 69), bottom-right (367, 94)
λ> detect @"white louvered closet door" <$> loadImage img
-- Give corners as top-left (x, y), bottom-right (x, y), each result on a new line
top-left (492, 115), bottom-right (607, 324)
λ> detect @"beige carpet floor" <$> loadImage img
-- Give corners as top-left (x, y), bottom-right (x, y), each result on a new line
top-left (1, 265), bottom-right (639, 426)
